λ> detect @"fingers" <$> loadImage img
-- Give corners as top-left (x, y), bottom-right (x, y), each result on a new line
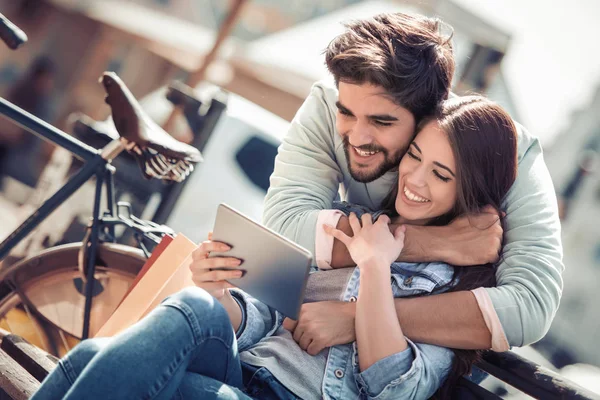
top-left (306, 340), bottom-right (325, 356)
top-left (360, 213), bottom-right (373, 227)
top-left (298, 332), bottom-right (313, 351)
top-left (480, 205), bottom-right (504, 225)
top-left (394, 224), bottom-right (406, 241)
top-left (292, 322), bottom-right (304, 343)
top-left (190, 256), bottom-right (242, 271)
top-left (190, 239), bottom-right (244, 286)
top-left (192, 240), bottom-right (231, 261)
top-left (207, 231), bottom-right (213, 240)
top-left (377, 214), bottom-right (391, 224)
top-left (348, 212), bottom-right (362, 235)
top-left (323, 224), bottom-right (351, 246)
top-left (481, 204), bottom-right (498, 214)
top-left (193, 268), bottom-right (244, 282)
top-left (283, 318), bottom-right (297, 333)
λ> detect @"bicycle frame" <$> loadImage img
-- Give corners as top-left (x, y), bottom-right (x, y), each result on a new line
top-left (0, 97), bottom-right (124, 339)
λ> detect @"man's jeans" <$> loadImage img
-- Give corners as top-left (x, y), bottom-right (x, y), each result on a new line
top-left (31, 288), bottom-right (298, 400)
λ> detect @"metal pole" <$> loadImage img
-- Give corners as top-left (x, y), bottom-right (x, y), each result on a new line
top-left (81, 171), bottom-right (105, 339)
top-left (0, 98), bottom-right (97, 160)
top-left (162, 0), bottom-right (249, 133)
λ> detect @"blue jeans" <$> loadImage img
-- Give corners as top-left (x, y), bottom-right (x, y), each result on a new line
top-left (31, 287), bottom-right (298, 400)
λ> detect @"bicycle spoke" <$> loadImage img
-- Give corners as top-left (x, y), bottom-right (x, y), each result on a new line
top-left (22, 301), bottom-right (48, 353)
top-left (58, 328), bottom-right (71, 354)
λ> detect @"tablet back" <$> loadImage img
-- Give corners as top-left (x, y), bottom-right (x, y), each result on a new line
top-left (210, 204), bottom-right (312, 319)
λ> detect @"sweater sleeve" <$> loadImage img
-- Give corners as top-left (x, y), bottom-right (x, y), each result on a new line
top-left (262, 82), bottom-right (342, 259)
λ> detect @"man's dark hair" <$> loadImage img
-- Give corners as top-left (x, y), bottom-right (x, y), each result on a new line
top-left (325, 13), bottom-right (455, 121)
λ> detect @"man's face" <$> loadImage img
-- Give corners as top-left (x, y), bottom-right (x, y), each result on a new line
top-left (336, 81), bottom-right (416, 183)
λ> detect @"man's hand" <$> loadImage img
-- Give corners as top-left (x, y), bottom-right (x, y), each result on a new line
top-left (441, 205), bottom-right (503, 266)
top-left (283, 301), bottom-right (356, 355)
top-left (399, 205), bottom-right (503, 266)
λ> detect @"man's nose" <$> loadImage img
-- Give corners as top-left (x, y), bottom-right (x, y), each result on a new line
top-left (348, 123), bottom-right (373, 147)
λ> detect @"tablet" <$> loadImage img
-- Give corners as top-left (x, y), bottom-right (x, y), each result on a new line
top-left (209, 203), bottom-right (312, 319)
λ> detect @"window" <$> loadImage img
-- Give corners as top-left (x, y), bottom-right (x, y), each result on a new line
top-left (235, 135), bottom-right (278, 192)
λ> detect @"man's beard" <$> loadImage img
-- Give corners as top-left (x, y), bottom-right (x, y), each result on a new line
top-left (342, 136), bottom-right (403, 183)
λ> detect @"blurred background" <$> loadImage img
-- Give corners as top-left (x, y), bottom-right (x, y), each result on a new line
top-left (0, 0), bottom-right (598, 397)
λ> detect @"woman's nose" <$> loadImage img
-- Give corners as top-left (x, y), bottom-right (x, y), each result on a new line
top-left (406, 166), bottom-right (427, 187)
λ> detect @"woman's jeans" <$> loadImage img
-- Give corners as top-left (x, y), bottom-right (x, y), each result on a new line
top-left (31, 287), bottom-right (297, 400)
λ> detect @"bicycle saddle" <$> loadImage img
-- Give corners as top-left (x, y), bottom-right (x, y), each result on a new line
top-left (100, 72), bottom-right (202, 181)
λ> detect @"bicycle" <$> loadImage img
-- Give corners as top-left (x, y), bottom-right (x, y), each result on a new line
top-left (0, 13), bottom-right (226, 356)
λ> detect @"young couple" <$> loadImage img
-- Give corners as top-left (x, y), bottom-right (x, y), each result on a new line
top-left (32, 12), bottom-right (563, 400)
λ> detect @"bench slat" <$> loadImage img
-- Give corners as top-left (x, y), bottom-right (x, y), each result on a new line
top-left (0, 350), bottom-right (39, 400)
top-left (0, 335), bottom-right (58, 383)
top-left (479, 351), bottom-right (600, 400)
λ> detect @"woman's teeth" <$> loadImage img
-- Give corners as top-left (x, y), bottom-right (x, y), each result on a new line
top-left (354, 147), bottom-right (378, 157)
top-left (403, 186), bottom-right (430, 203)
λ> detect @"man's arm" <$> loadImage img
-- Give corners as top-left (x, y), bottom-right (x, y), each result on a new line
top-left (262, 82), bottom-right (342, 257)
top-left (287, 291), bottom-right (491, 354)
top-left (392, 291), bottom-right (491, 348)
top-left (480, 129), bottom-right (563, 347)
top-left (330, 210), bottom-right (503, 268)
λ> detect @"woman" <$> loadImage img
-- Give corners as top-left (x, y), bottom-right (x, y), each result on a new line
top-left (31, 96), bottom-right (517, 400)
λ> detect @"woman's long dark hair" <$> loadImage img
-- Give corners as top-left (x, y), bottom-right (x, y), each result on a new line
top-left (382, 96), bottom-right (518, 398)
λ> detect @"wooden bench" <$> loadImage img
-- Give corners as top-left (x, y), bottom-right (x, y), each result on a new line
top-left (0, 335), bottom-right (57, 400)
top-left (0, 334), bottom-right (598, 399)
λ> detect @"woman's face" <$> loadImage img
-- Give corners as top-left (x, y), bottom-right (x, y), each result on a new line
top-left (395, 120), bottom-right (457, 225)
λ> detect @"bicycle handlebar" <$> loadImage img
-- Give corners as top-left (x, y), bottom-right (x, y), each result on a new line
top-left (0, 13), bottom-right (27, 50)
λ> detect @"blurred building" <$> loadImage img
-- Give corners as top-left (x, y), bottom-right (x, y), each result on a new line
top-left (227, 0), bottom-right (515, 120)
top-left (0, 0), bottom-right (517, 123)
top-left (540, 85), bottom-right (600, 368)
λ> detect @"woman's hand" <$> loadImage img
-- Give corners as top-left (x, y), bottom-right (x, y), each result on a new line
top-left (324, 213), bottom-right (405, 269)
top-left (189, 234), bottom-right (244, 300)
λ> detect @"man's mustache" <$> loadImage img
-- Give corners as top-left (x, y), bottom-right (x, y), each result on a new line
top-left (342, 137), bottom-right (386, 154)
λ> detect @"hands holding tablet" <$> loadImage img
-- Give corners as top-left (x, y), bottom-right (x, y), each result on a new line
top-left (189, 233), bottom-right (245, 300)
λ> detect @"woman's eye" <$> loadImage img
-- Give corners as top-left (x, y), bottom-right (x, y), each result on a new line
top-left (433, 170), bottom-right (451, 182)
top-left (407, 151), bottom-right (421, 161)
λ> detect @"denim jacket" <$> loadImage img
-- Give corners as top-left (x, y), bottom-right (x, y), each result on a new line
top-left (231, 202), bottom-right (456, 400)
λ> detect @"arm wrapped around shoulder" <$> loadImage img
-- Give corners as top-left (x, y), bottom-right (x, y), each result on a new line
top-left (488, 130), bottom-right (564, 347)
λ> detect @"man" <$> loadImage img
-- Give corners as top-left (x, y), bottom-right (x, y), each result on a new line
top-left (263, 13), bottom-right (563, 355)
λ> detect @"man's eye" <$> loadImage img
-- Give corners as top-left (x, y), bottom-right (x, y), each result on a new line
top-left (407, 151), bottom-right (421, 161)
top-left (338, 108), bottom-right (352, 116)
top-left (374, 120), bottom-right (392, 127)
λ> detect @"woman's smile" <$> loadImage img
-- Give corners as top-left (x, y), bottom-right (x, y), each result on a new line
top-left (402, 185), bottom-right (431, 204)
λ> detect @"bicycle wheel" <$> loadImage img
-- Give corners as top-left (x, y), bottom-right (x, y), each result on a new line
top-left (0, 242), bottom-right (146, 357)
